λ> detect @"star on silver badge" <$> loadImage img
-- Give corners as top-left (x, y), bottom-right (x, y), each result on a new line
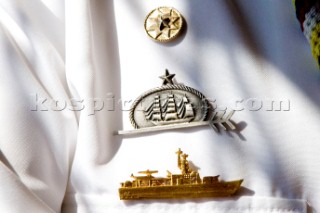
top-left (117, 70), bottom-right (237, 136)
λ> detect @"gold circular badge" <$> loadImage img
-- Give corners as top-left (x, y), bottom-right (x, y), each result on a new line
top-left (144, 7), bottom-right (184, 42)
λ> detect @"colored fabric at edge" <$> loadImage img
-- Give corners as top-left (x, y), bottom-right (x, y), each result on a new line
top-left (294, 0), bottom-right (320, 67)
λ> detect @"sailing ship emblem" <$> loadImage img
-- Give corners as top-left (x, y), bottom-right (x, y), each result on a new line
top-left (117, 70), bottom-right (236, 135)
top-left (145, 94), bottom-right (195, 125)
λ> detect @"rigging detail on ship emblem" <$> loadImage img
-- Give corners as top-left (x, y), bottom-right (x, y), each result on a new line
top-left (119, 149), bottom-right (243, 200)
top-left (117, 70), bottom-right (236, 136)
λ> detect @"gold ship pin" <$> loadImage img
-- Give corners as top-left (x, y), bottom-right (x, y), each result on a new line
top-left (117, 70), bottom-right (236, 135)
top-left (119, 149), bottom-right (243, 200)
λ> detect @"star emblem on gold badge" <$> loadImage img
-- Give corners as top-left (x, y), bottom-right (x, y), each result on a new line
top-left (144, 7), bottom-right (184, 42)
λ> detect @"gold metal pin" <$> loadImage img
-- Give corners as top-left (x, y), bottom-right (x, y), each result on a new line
top-left (144, 7), bottom-right (184, 42)
top-left (119, 148), bottom-right (243, 200)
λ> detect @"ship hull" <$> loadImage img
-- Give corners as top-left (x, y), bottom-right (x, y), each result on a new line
top-left (151, 117), bottom-right (193, 126)
top-left (119, 180), bottom-right (243, 200)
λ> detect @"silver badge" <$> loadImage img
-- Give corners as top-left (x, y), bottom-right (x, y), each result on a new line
top-left (117, 70), bottom-right (236, 135)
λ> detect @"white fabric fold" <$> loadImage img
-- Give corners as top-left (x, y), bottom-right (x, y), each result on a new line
top-left (1, 0), bottom-right (320, 212)
top-left (62, 194), bottom-right (307, 213)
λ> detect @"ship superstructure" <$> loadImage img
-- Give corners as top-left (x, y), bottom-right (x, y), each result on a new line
top-left (119, 149), bottom-right (243, 200)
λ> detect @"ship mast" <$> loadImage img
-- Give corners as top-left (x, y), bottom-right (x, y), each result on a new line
top-left (180, 153), bottom-right (190, 175)
top-left (182, 94), bottom-right (194, 118)
top-left (176, 148), bottom-right (192, 175)
top-left (164, 94), bottom-right (179, 121)
top-left (176, 148), bottom-right (183, 169)
top-left (152, 95), bottom-right (162, 121)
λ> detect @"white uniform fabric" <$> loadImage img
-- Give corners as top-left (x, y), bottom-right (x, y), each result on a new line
top-left (0, 0), bottom-right (319, 212)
